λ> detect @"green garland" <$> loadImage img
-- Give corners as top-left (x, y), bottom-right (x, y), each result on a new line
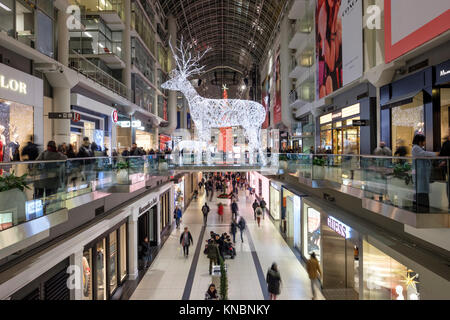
top-left (0, 171), bottom-right (30, 192)
top-left (219, 255), bottom-right (228, 300)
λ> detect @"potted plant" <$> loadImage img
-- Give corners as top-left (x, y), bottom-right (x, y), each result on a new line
top-left (313, 157), bottom-right (325, 180)
top-left (279, 154), bottom-right (288, 170)
top-left (116, 161), bottom-right (129, 184)
top-left (158, 158), bottom-right (169, 171)
top-left (0, 171), bottom-right (30, 226)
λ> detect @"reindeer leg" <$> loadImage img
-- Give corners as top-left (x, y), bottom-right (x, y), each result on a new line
top-left (255, 127), bottom-right (267, 166)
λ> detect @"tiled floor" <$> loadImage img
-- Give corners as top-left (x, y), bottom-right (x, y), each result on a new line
top-left (131, 183), bottom-right (324, 300)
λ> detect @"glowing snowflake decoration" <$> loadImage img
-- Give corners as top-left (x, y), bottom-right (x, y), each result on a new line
top-left (161, 36), bottom-right (267, 165)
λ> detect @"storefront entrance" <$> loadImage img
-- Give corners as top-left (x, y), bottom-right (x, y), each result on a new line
top-left (138, 206), bottom-right (158, 247)
top-left (321, 221), bottom-right (359, 299)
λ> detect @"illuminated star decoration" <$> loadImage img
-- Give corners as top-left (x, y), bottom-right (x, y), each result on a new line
top-left (222, 84), bottom-right (228, 92)
top-left (400, 270), bottom-right (419, 289)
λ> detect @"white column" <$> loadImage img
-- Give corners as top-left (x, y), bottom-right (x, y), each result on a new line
top-left (69, 248), bottom-right (83, 300)
top-left (156, 201), bottom-right (161, 245)
top-left (127, 214), bottom-right (139, 280)
top-left (53, 8), bottom-right (71, 145)
top-left (122, 0), bottom-right (132, 91)
top-left (165, 15), bottom-right (178, 134)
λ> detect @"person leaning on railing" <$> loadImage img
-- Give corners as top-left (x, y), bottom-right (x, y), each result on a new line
top-left (411, 134), bottom-right (439, 213)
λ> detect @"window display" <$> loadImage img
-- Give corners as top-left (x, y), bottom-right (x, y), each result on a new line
top-left (82, 249), bottom-right (93, 300)
top-left (363, 241), bottom-right (420, 300)
top-left (303, 204), bottom-right (321, 261)
top-left (0, 100), bottom-right (34, 162)
top-left (174, 179), bottom-right (185, 212)
top-left (269, 184), bottom-right (280, 220)
top-left (109, 231), bottom-right (118, 294)
top-left (95, 239), bottom-right (106, 300)
top-left (391, 92), bottom-right (424, 156)
top-left (119, 224), bottom-right (127, 282)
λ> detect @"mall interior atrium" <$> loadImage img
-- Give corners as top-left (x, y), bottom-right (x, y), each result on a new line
top-left (0, 0), bottom-right (449, 302)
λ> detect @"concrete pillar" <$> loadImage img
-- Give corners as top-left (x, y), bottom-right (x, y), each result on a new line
top-left (122, 0), bottom-right (132, 91)
top-left (53, 8), bottom-right (71, 145)
top-left (280, 14), bottom-right (292, 130)
top-left (156, 200), bottom-right (161, 245)
top-left (165, 15), bottom-right (178, 135)
top-left (127, 214), bottom-right (139, 280)
top-left (69, 248), bottom-right (83, 300)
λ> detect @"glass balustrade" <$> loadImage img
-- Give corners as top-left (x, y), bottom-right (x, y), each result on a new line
top-left (0, 153), bottom-right (448, 232)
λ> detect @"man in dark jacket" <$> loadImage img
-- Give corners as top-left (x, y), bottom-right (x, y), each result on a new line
top-left (141, 237), bottom-right (152, 268)
top-left (206, 239), bottom-right (220, 275)
top-left (78, 137), bottom-right (93, 158)
top-left (231, 200), bottom-right (239, 220)
top-left (252, 199), bottom-right (259, 220)
top-left (260, 198), bottom-right (267, 220)
top-left (180, 227), bottom-right (194, 257)
top-left (201, 203), bottom-right (210, 225)
top-left (21, 135), bottom-right (39, 161)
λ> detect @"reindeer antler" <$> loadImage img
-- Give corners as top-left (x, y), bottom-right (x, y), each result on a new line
top-left (168, 35), bottom-right (211, 78)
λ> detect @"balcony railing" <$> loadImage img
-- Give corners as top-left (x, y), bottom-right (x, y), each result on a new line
top-left (69, 50), bottom-right (131, 100)
top-left (1, 153), bottom-right (448, 232)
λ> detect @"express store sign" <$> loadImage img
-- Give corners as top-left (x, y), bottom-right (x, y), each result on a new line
top-left (327, 216), bottom-right (351, 239)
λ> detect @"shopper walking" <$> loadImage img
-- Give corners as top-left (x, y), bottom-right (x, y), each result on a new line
top-left (179, 227), bottom-right (194, 258)
top-left (237, 215), bottom-right (246, 243)
top-left (252, 199), bottom-right (259, 220)
top-left (230, 219), bottom-right (238, 243)
top-left (231, 200), bottom-right (239, 220)
top-left (141, 237), bottom-right (152, 268)
top-left (202, 203), bottom-right (210, 225)
top-left (217, 203), bottom-right (224, 223)
top-left (255, 205), bottom-right (263, 227)
top-left (206, 238), bottom-right (220, 275)
top-left (260, 197), bottom-right (267, 220)
top-left (205, 284), bottom-right (219, 300)
top-left (174, 206), bottom-right (182, 229)
top-left (306, 252), bottom-right (322, 300)
top-left (266, 263), bottom-right (282, 300)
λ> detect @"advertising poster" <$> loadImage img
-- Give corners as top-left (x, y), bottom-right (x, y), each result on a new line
top-left (316, 0), bottom-right (363, 99)
top-left (261, 76), bottom-right (270, 129)
top-left (273, 49), bottom-right (282, 124)
top-left (385, 0), bottom-right (450, 63)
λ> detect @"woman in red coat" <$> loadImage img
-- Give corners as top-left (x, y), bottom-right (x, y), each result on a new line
top-left (217, 203), bottom-right (224, 223)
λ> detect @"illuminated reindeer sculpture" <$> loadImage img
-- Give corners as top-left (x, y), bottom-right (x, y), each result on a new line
top-left (161, 37), bottom-right (267, 165)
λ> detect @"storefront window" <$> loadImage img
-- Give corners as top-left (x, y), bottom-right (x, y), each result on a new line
top-left (440, 88), bottom-right (450, 141)
top-left (0, 0), bottom-right (15, 36)
top-left (269, 185), bottom-right (280, 220)
top-left (174, 179), bottom-right (185, 212)
top-left (391, 91), bottom-right (424, 156)
top-left (36, 9), bottom-right (54, 58)
top-left (82, 249), bottom-right (93, 300)
top-left (119, 224), bottom-right (127, 282)
top-left (95, 239), bottom-right (107, 300)
top-left (303, 204), bottom-right (321, 261)
top-left (109, 231), bottom-right (118, 294)
top-left (0, 100), bottom-right (34, 162)
top-left (363, 241), bottom-right (420, 300)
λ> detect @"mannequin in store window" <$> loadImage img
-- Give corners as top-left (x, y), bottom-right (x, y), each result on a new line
top-left (9, 126), bottom-right (20, 162)
top-left (0, 124), bottom-right (6, 162)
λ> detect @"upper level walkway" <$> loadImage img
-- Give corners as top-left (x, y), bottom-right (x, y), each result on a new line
top-left (0, 152), bottom-right (449, 253)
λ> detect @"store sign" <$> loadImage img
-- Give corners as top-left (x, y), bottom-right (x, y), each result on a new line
top-left (436, 60), bottom-right (450, 85)
top-left (48, 112), bottom-right (74, 119)
top-left (320, 114), bottom-right (332, 124)
top-left (342, 103), bottom-right (360, 118)
top-left (25, 200), bottom-right (44, 221)
top-left (0, 74), bottom-right (27, 94)
top-left (112, 109), bottom-right (119, 123)
top-left (352, 119), bottom-right (369, 126)
top-left (117, 120), bottom-right (142, 128)
top-left (327, 216), bottom-right (351, 239)
top-left (72, 112), bottom-right (81, 122)
top-left (139, 197), bottom-right (158, 215)
top-left (332, 112), bottom-right (342, 120)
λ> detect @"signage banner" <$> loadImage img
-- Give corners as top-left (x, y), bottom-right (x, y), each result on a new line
top-left (327, 216), bottom-right (351, 239)
top-left (316, 0), bottom-right (363, 99)
top-left (436, 59), bottom-right (450, 85)
top-left (385, 0), bottom-right (450, 63)
top-left (262, 76), bottom-right (270, 129)
top-left (273, 49), bottom-right (282, 125)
